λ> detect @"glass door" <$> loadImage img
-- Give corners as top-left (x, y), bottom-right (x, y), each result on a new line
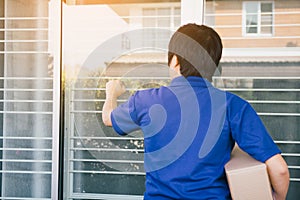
top-left (62, 0), bottom-right (300, 199)
top-left (0, 0), bottom-right (61, 199)
top-left (62, 1), bottom-right (181, 199)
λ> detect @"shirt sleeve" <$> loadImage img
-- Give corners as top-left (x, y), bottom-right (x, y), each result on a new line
top-left (230, 98), bottom-right (281, 162)
top-left (111, 95), bottom-right (140, 135)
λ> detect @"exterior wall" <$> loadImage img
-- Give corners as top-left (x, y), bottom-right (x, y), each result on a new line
top-left (212, 0), bottom-right (300, 48)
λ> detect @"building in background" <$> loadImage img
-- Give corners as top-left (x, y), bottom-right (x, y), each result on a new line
top-left (64, 0), bottom-right (300, 76)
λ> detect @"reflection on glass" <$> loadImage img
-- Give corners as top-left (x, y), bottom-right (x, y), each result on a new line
top-left (63, 2), bottom-right (180, 198)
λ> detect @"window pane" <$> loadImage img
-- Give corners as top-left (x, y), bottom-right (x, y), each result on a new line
top-left (261, 3), bottom-right (272, 12)
top-left (245, 2), bottom-right (258, 34)
top-left (174, 7), bottom-right (181, 28)
top-left (143, 8), bottom-right (155, 28)
top-left (261, 3), bottom-right (273, 34)
top-left (157, 8), bottom-right (170, 28)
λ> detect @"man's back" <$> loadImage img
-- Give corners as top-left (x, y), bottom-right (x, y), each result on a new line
top-left (110, 76), bottom-right (282, 199)
top-left (112, 76), bottom-right (233, 199)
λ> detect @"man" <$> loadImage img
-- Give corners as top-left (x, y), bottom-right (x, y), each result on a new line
top-left (102, 24), bottom-right (289, 200)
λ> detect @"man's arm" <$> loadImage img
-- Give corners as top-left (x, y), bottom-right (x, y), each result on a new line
top-left (102, 80), bottom-right (126, 126)
top-left (265, 154), bottom-right (290, 200)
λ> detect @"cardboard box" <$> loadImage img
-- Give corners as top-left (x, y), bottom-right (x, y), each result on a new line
top-left (225, 145), bottom-right (273, 200)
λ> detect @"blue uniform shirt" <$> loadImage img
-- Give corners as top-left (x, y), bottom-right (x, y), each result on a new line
top-left (111, 76), bottom-right (281, 200)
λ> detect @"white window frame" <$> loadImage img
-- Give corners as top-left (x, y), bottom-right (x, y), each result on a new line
top-left (142, 6), bottom-right (180, 30)
top-left (129, 3), bottom-right (181, 31)
top-left (49, 0), bottom-right (62, 199)
top-left (242, 1), bottom-right (274, 37)
top-left (130, 3), bottom-right (181, 53)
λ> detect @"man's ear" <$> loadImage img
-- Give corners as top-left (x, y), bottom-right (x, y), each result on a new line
top-left (169, 55), bottom-right (179, 70)
top-left (169, 55), bottom-right (181, 76)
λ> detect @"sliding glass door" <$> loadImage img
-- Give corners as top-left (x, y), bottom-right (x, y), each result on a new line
top-left (0, 0), bottom-right (61, 199)
top-left (62, 0), bottom-right (300, 199)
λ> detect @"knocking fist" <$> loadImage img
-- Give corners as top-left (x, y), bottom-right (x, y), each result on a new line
top-left (105, 80), bottom-right (126, 99)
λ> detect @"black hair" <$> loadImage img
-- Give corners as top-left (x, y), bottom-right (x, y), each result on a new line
top-left (168, 24), bottom-right (223, 79)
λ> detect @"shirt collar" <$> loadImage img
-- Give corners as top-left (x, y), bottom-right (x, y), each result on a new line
top-left (170, 76), bottom-right (213, 88)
